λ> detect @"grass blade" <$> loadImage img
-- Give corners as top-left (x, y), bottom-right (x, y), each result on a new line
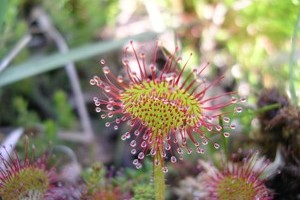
top-left (0, 31), bottom-right (157, 87)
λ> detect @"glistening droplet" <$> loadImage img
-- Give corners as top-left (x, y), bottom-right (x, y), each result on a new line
top-left (100, 59), bottom-right (106, 65)
top-left (130, 140), bottom-right (136, 147)
top-left (171, 156), bottom-right (177, 163)
top-left (196, 147), bottom-right (205, 154)
top-left (138, 152), bottom-right (145, 159)
top-left (131, 149), bottom-right (136, 154)
top-left (214, 143), bottom-right (220, 149)
top-left (103, 66), bottom-right (110, 74)
top-left (223, 132), bottom-right (230, 137)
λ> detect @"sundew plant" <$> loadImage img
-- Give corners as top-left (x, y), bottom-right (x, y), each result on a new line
top-left (0, 140), bottom-right (56, 200)
top-left (90, 41), bottom-right (244, 199)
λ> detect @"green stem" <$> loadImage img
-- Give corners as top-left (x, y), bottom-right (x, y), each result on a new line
top-left (289, 10), bottom-right (300, 106)
top-left (154, 155), bottom-right (165, 200)
top-left (254, 103), bottom-right (281, 114)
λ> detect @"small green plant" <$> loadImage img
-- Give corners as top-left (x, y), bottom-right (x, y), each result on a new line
top-left (53, 90), bottom-right (76, 129)
top-left (132, 184), bottom-right (155, 200)
top-left (82, 162), bottom-right (130, 199)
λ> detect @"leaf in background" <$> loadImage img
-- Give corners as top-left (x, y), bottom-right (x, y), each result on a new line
top-left (0, 32), bottom-right (157, 87)
top-left (0, 0), bottom-right (8, 34)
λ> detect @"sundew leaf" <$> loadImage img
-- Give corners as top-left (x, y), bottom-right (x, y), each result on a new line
top-left (0, 32), bottom-right (157, 87)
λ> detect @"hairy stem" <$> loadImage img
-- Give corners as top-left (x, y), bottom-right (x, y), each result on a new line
top-left (154, 155), bottom-right (165, 200)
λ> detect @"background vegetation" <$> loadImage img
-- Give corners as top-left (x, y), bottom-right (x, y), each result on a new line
top-left (0, 0), bottom-right (299, 199)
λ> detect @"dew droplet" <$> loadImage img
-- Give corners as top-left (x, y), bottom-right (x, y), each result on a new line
top-left (117, 75), bottom-right (124, 83)
top-left (108, 98), bottom-right (114, 103)
top-left (240, 96), bottom-right (247, 102)
top-left (100, 59), bottom-right (106, 65)
top-left (121, 134), bottom-right (127, 141)
top-left (150, 148), bottom-right (156, 156)
top-left (177, 147), bottom-right (183, 154)
top-left (107, 112), bottom-right (113, 118)
top-left (138, 152), bottom-right (145, 160)
top-left (214, 143), bottom-right (220, 149)
top-left (113, 125), bottom-right (118, 130)
top-left (196, 122), bottom-right (202, 127)
top-left (101, 114), bottom-right (106, 119)
top-left (196, 147), bottom-right (205, 154)
top-left (230, 124), bottom-right (236, 130)
top-left (133, 159), bottom-right (139, 165)
top-left (125, 132), bottom-right (131, 139)
top-left (134, 130), bottom-right (140, 136)
top-left (103, 66), bottom-right (110, 74)
top-left (143, 134), bottom-right (148, 140)
top-left (128, 120), bottom-right (135, 127)
top-left (136, 163), bottom-right (142, 169)
top-left (235, 106), bottom-right (243, 113)
top-left (171, 156), bottom-right (177, 163)
top-left (89, 79), bottom-right (96, 85)
top-left (154, 159), bottom-right (160, 166)
top-left (192, 68), bottom-right (198, 74)
top-left (104, 86), bottom-right (111, 92)
top-left (95, 107), bottom-right (101, 112)
top-left (182, 138), bottom-right (187, 145)
top-left (223, 117), bottom-right (230, 123)
top-left (165, 143), bottom-right (171, 150)
top-left (150, 65), bottom-right (156, 72)
top-left (131, 149), bottom-right (136, 154)
top-left (206, 116), bottom-right (213, 123)
top-left (207, 126), bottom-right (213, 132)
top-left (106, 104), bottom-right (113, 110)
top-left (177, 57), bottom-right (182, 63)
top-left (215, 125), bottom-right (222, 131)
top-left (231, 97), bottom-right (238, 103)
top-left (95, 101), bottom-right (101, 106)
top-left (141, 141), bottom-right (147, 148)
top-left (130, 140), bottom-right (136, 147)
top-left (162, 166), bottom-right (168, 173)
top-left (223, 132), bottom-right (230, 137)
top-left (187, 148), bottom-right (192, 154)
top-left (105, 122), bottom-right (110, 127)
top-left (202, 139), bottom-right (208, 145)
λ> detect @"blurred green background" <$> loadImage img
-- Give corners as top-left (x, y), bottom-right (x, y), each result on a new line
top-left (0, 0), bottom-right (299, 199)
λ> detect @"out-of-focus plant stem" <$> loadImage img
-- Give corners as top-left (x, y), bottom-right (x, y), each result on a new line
top-left (254, 103), bottom-right (281, 114)
top-left (154, 154), bottom-right (165, 200)
top-left (289, 10), bottom-right (300, 106)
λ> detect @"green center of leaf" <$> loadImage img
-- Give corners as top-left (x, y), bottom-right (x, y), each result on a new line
top-left (0, 167), bottom-right (49, 200)
top-left (121, 81), bottom-right (202, 137)
top-left (217, 176), bottom-right (257, 200)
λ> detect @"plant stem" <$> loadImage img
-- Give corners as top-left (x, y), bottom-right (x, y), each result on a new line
top-left (154, 155), bottom-right (165, 200)
top-left (289, 10), bottom-right (300, 106)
